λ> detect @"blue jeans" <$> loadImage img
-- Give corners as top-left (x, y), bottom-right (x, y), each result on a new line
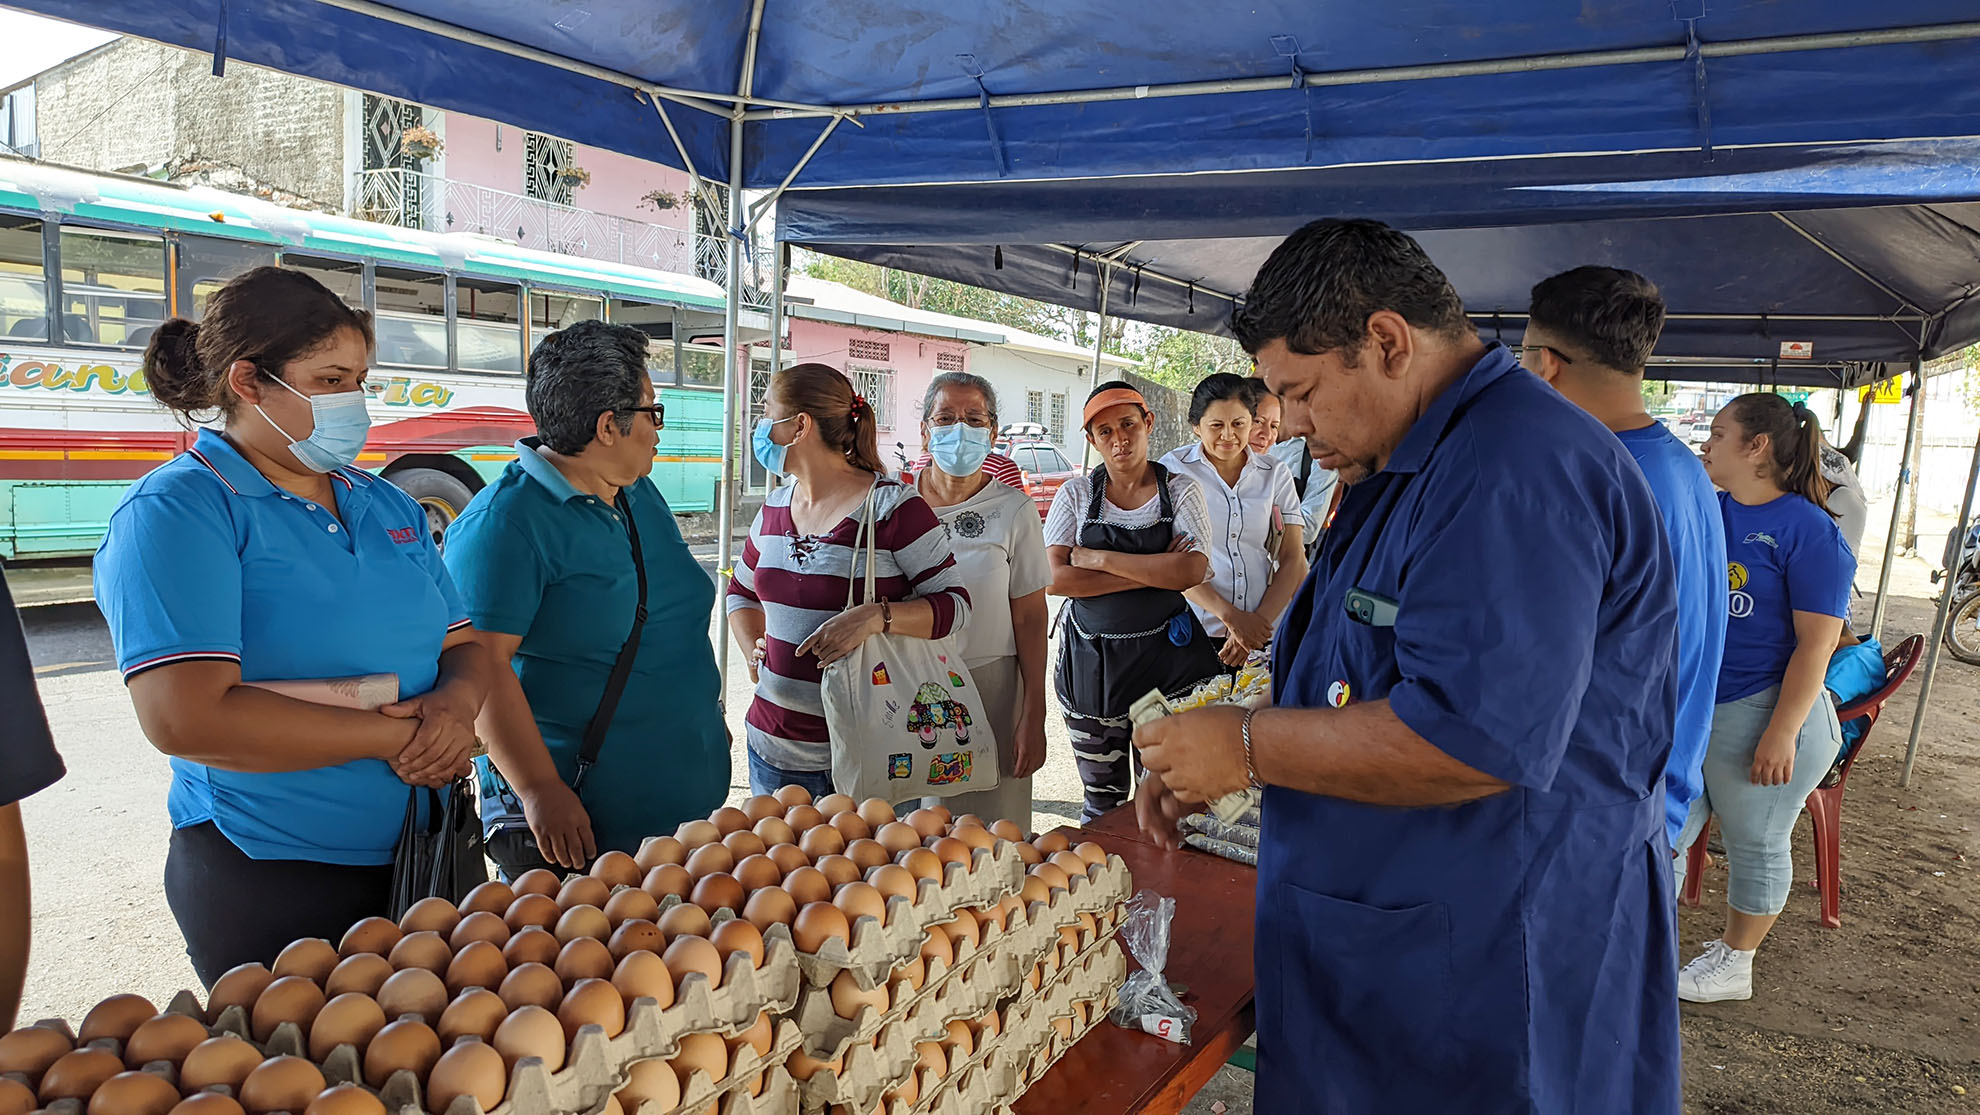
top-left (1676, 685), bottom-right (1842, 916)
top-left (746, 748), bottom-right (835, 800)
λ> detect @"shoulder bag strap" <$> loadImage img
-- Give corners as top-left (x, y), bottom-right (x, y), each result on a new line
top-left (1297, 445), bottom-right (1313, 497)
top-left (572, 490), bottom-right (646, 793)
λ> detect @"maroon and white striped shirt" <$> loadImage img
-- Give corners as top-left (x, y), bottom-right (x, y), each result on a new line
top-left (726, 476), bottom-right (971, 770)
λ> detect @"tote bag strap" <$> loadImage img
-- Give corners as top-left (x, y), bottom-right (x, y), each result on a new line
top-left (843, 481), bottom-right (882, 610)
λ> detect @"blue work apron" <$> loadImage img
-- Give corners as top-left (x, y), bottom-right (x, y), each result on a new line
top-left (1256, 348), bottom-right (1681, 1113)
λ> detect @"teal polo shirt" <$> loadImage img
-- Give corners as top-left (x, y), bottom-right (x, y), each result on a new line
top-left (93, 428), bottom-right (469, 864)
top-left (443, 439), bottom-right (729, 854)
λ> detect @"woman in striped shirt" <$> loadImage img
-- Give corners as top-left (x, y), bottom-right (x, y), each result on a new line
top-left (726, 363), bottom-right (972, 798)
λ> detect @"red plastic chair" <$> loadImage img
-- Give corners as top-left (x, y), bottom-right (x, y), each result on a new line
top-left (1679, 634), bottom-right (1926, 928)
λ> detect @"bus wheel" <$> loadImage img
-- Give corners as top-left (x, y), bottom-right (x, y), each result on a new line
top-left (391, 468), bottom-right (475, 549)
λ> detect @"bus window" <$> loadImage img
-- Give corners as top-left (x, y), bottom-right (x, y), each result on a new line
top-left (58, 226), bottom-right (167, 347)
top-left (279, 254), bottom-right (364, 306)
top-left (456, 277), bottom-right (521, 374)
top-left (681, 346), bottom-right (726, 389)
top-left (530, 290), bottom-right (602, 335)
top-left (0, 215), bottom-right (46, 341)
top-left (180, 237), bottom-right (277, 320)
top-left (374, 266), bottom-right (447, 369)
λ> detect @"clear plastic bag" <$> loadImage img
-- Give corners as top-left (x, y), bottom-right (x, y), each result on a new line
top-left (1107, 889), bottom-right (1197, 1044)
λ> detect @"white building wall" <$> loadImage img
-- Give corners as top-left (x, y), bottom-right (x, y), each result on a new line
top-left (964, 346), bottom-right (1107, 465)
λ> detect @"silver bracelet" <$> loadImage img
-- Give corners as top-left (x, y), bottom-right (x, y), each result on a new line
top-left (1241, 708), bottom-right (1263, 790)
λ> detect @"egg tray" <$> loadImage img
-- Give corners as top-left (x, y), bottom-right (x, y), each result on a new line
top-left (934, 945), bottom-right (1125, 1115)
top-left (622, 1018), bottom-right (804, 1115)
top-left (993, 888), bottom-right (1127, 989)
top-left (791, 1015), bottom-right (922, 1115)
top-left (702, 1065), bottom-right (800, 1115)
top-left (869, 1002), bottom-right (1020, 1115)
top-left (794, 843), bottom-right (1026, 993)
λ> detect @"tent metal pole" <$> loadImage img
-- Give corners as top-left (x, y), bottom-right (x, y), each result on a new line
top-left (1472, 310), bottom-right (1925, 324)
top-left (713, 137), bottom-right (747, 706)
top-left (1899, 418), bottom-right (1980, 787)
top-left (1870, 359), bottom-right (1926, 641)
top-left (746, 116), bottom-right (845, 233)
top-left (1090, 265), bottom-right (1111, 389)
top-left (650, 98), bottom-right (730, 224)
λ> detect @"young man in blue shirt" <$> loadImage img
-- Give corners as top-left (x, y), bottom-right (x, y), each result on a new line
top-left (1519, 266), bottom-right (1728, 870)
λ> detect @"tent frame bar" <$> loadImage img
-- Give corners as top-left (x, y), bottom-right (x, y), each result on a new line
top-left (1771, 211), bottom-right (1926, 323)
top-left (1900, 418), bottom-right (1980, 786)
top-left (1472, 310), bottom-right (1928, 324)
top-left (1870, 360), bottom-right (1926, 641)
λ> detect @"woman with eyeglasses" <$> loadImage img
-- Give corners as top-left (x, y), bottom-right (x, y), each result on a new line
top-left (444, 321), bottom-right (729, 876)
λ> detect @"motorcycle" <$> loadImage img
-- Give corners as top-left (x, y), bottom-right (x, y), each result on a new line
top-left (1934, 521), bottom-right (1980, 665)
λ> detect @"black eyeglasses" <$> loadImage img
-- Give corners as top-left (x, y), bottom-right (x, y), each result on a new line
top-left (1518, 345), bottom-right (1575, 365)
top-left (622, 404), bottom-right (664, 428)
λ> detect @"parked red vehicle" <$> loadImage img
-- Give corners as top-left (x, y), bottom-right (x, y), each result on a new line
top-left (997, 423), bottom-right (1084, 519)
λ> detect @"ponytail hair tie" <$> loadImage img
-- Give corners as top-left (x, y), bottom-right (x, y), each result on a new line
top-left (849, 395), bottom-right (869, 417)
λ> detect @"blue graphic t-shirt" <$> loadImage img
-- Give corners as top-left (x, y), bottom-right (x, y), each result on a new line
top-left (1718, 492), bottom-right (1855, 703)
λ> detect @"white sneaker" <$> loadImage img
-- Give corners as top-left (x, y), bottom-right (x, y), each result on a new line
top-left (1677, 939), bottom-right (1754, 1003)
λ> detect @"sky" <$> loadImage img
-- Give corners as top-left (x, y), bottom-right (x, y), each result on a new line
top-left (0, 10), bottom-right (117, 89)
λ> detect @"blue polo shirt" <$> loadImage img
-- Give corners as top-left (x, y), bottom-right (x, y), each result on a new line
top-left (442, 439), bottom-right (729, 855)
top-left (1718, 491), bottom-right (1855, 702)
top-left (93, 428), bottom-right (469, 864)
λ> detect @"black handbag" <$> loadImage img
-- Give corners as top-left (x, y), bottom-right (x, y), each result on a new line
top-left (389, 772), bottom-right (488, 919)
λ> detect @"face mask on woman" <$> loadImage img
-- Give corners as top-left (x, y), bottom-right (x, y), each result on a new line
top-left (927, 423), bottom-right (993, 477)
top-left (753, 415), bottom-right (798, 475)
top-left (256, 377), bottom-right (371, 473)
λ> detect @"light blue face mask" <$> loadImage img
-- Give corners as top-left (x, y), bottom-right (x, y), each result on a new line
top-left (257, 376), bottom-right (372, 473)
top-left (753, 415), bottom-right (798, 475)
top-left (927, 422), bottom-right (994, 477)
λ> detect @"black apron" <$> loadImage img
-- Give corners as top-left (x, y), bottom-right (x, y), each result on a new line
top-left (1054, 462), bottom-right (1223, 721)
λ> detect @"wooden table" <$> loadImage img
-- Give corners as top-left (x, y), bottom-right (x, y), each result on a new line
top-left (1010, 807), bottom-right (1258, 1114)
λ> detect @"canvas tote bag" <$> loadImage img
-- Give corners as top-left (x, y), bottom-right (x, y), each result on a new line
top-left (822, 483), bottom-right (1001, 802)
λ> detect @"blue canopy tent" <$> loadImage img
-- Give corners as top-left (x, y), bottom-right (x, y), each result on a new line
top-left (15, 0), bottom-right (1980, 774)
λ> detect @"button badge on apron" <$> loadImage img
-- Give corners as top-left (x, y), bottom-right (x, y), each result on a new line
top-left (1327, 680), bottom-right (1351, 708)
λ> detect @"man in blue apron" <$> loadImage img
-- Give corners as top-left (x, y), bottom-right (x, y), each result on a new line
top-left (1136, 220), bottom-right (1682, 1113)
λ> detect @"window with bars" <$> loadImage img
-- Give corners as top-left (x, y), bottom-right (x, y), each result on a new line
top-left (849, 364), bottom-right (895, 426)
top-left (1027, 390), bottom-right (1046, 426)
top-left (1050, 392), bottom-right (1068, 442)
top-left (525, 132), bottom-right (576, 205)
top-left (935, 350), bottom-right (965, 372)
top-left (848, 338), bottom-right (891, 362)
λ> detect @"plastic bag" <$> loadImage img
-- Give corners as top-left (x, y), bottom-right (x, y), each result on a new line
top-left (1108, 889), bottom-right (1196, 1044)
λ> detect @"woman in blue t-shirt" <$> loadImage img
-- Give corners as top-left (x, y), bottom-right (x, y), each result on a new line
top-left (1676, 393), bottom-right (1854, 1004)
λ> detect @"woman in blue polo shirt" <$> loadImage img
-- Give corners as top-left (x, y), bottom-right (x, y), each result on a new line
top-left (443, 321), bottom-right (728, 874)
top-left (94, 267), bottom-right (491, 986)
top-left (1677, 393), bottom-right (1854, 1004)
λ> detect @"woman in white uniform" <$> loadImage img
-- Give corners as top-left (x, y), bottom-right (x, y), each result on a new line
top-left (1159, 373), bottom-right (1307, 665)
top-left (911, 372), bottom-right (1051, 823)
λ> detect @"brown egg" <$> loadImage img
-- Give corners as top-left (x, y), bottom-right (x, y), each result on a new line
top-left (1025, 964), bottom-right (1041, 993)
top-left (732, 854), bottom-right (781, 892)
top-left (791, 903), bottom-right (851, 954)
top-left (827, 812), bottom-right (872, 845)
top-left (886, 1073), bottom-right (920, 1107)
top-left (0, 1023), bottom-right (71, 1081)
top-left (902, 809), bottom-right (945, 839)
top-left (269, 938), bottom-right (340, 985)
top-left (709, 920), bottom-right (765, 971)
top-left (913, 1041), bottom-right (945, 1081)
top-left (436, 989), bottom-right (508, 1047)
top-left (554, 905), bottom-right (612, 945)
top-left (661, 937), bottom-right (722, 993)
top-left (556, 979), bottom-right (625, 1041)
top-left (783, 805), bottom-right (824, 833)
top-left (510, 869), bottom-right (561, 898)
top-left (2, 1080), bottom-right (40, 1115)
top-left (1050, 851), bottom-right (1091, 880)
top-left (828, 972), bottom-right (887, 1021)
top-left (772, 784), bottom-right (813, 808)
top-left (797, 824), bottom-right (845, 859)
top-left (339, 917), bottom-right (403, 958)
top-left (995, 894), bottom-right (1023, 930)
top-left (656, 902), bottom-right (712, 941)
top-left (554, 937), bottom-right (615, 985)
top-left (306, 993), bottom-right (388, 1061)
top-left (122, 1013), bottom-right (207, 1069)
top-left (931, 837), bottom-right (973, 872)
top-left (868, 863), bottom-right (916, 904)
top-left (590, 850), bottom-right (642, 889)
top-left (362, 1021), bottom-right (441, 1089)
top-left (397, 898), bottom-right (461, 937)
top-left (898, 848), bottom-right (942, 882)
top-left (832, 882), bottom-right (886, 928)
top-left (377, 967), bottom-right (449, 1024)
top-left (602, 888), bottom-right (660, 929)
top-left (303, 1085), bottom-right (386, 1115)
top-left (556, 876), bottom-right (611, 912)
top-left (989, 819), bottom-right (1026, 843)
top-left (1030, 861), bottom-right (1071, 892)
top-left (177, 1036), bottom-right (262, 1094)
top-left (726, 1011), bottom-right (772, 1065)
top-left (1012, 841), bottom-right (1043, 867)
top-left (741, 888), bottom-right (796, 934)
top-left (682, 844), bottom-right (735, 882)
top-left (635, 836), bottom-right (687, 872)
top-left (425, 1040), bottom-right (506, 1114)
top-left (765, 844), bottom-right (810, 877)
top-left (926, 805), bottom-right (953, 825)
top-left (38, 1049), bottom-right (124, 1103)
top-left (488, 1004), bottom-right (563, 1074)
top-left (674, 820), bottom-right (720, 849)
top-left (742, 794), bottom-right (786, 824)
top-left (842, 839), bottom-right (889, 873)
top-left (708, 807), bottom-right (752, 837)
top-left (458, 881), bottom-right (517, 918)
top-left (501, 927), bottom-right (561, 969)
top-left (1073, 841), bottom-right (1108, 867)
top-left (750, 816), bottom-right (796, 848)
top-left (671, 1031), bottom-right (728, 1089)
top-left (607, 919), bottom-right (665, 962)
top-left (1019, 876), bottom-right (1052, 909)
top-left (642, 865), bottom-right (694, 902)
top-left (872, 822), bottom-right (920, 856)
top-left (504, 894), bottom-right (563, 933)
top-left (79, 994), bottom-right (158, 1044)
top-left (939, 911), bottom-right (980, 955)
top-left (780, 866), bottom-right (831, 907)
top-left (449, 911), bottom-right (512, 952)
top-left (783, 1046), bottom-right (841, 1083)
top-left (941, 1018), bottom-right (974, 1058)
top-left (1052, 1015), bottom-right (1073, 1040)
top-left (251, 977), bottom-right (327, 1042)
top-left (952, 825), bottom-right (996, 854)
top-left (237, 1056), bottom-right (326, 1115)
top-left (86, 1071), bottom-right (180, 1115)
top-left (171, 1094), bottom-right (245, 1115)
top-left (813, 855), bottom-right (860, 890)
top-left (496, 963), bottom-right (562, 1013)
top-left (918, 928), bottom-right (954, 971)
top-left (691, 874), bottom-right (745, 917)
top-left (387, 931), bottom-right (452, 975)
top-left (616, 1060), bottom-right (679, 1113)
top-left (719, 830), bottom-right (766, 861)
top-left (850, 798), bottom-right (892, 827)
top-left (1034, 831), bottom-right (1071, 855)
top-left (443, 941), bottom-right (508, 997)
top-left (892, 955), bottom-right (927, 992)
top-left (610, 952), bottom-right (674, 1011)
